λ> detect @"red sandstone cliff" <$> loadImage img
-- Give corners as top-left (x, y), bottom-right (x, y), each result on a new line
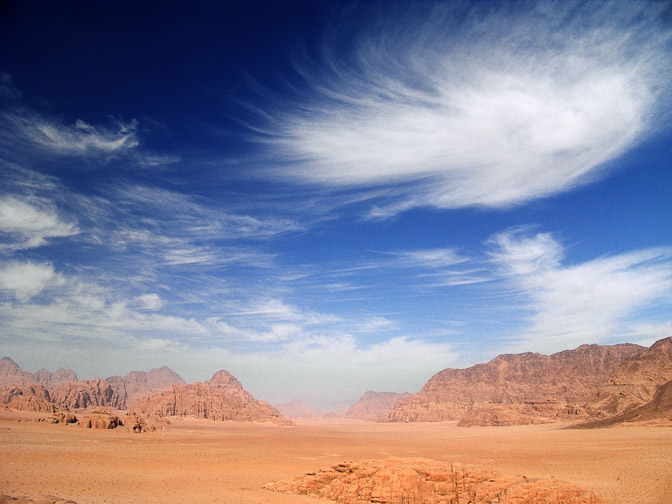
top-left (386, 343), bottom-right (643, 424)
top-left (133, 369), bottom-right (293, 425)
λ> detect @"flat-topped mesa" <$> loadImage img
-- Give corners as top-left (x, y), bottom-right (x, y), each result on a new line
top-left (345, 391), bottom-right (412, 421)
top-left (132, 369), bottom-right (294, 425)
top-left (386, 342), bottom-right (644, 424)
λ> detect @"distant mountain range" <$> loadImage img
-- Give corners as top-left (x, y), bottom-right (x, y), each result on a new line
top-left (2, 336), bottom-right (671, 427)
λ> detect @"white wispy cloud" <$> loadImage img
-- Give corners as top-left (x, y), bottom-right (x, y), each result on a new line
top-left (259, 1), bottom-right (671, 215)
top-left (1, 110), bottom-right (139, 156)
top-left (0, 261), bottom-right (64, 301)
top-left (488, 228), bottom-right (672, 351)
top-left (0, 195), bottom-right (78, 250)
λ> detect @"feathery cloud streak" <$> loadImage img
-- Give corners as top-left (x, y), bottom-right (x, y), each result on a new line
top-left (260, 1), bottom-right (671, 215)
top-left (488, 228), bottom-right (672, 351)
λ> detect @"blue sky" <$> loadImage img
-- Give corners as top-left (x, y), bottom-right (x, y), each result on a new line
top-left (1, 0), bottom-right (671, 409)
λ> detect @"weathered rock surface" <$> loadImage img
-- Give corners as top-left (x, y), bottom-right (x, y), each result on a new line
top-left (346, 391), bottom-right (411, 421)
top-left (119, 366), bottom-right (185, 407)
top-left (583, 337), bottom-right (672, 420)
top-left (275, 399), bottom-right (324, 419)
top-left (133, 369), bottom-right (293, 425)
top-left (265, 458), bottom-right (607, 504)
top-left (50, 378), bottom-right (126, 410)
top-left (0, 357), bottom-right (36, 388)
top-left (77, 411), bottom-right (123, 429)
top-left (387, 343), bottom-right (643, 424)
top-left (0, 384), bottom-right (54, 413)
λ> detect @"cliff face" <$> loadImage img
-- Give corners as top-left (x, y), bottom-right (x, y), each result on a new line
top-left (32, 368), bottom-right (79, 389)
top-left (50, 378), bottom-right (127, 410)
top-left (583, 337), bottom-right (672, 420)
top-left (133, 370), bottom-right (293, 425)
top-left (0, 357), bottom-right (36, 388)
top-left (120, 366), bottom-right (186, 407)
top-left (265, 458), bottom-right (606, 504)
top-left (0, 383), bottom-right (54, 413)
top-left (387, 343), bottom-right (644, 424)
top-left (345, 391), bottom-right (411, 421)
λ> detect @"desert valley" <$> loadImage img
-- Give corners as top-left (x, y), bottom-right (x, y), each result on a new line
top-left (1, 337), bottom-right (671, 504)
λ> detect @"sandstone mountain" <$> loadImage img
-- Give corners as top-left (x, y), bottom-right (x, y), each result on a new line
top-left (265, 458), bottom-right (606, 504)
top-left (0, 357), bottom-right (37, 388)
top-left (133, 369), bottom-right (293, 425)
top-left (118, 366), bottom-right (186, 407)
top-left (345, 391), bottom-right (411, 421)
top-left (387, 342), bottom-right (644, 424)
top-left (582, 336), bottom-right (672, 420)
top-left (274, 399), bottom-right (324, 419)
top-left (49, 378), bottom-right (127, 410)
top-left (32, 367), bottom-right (78, 389)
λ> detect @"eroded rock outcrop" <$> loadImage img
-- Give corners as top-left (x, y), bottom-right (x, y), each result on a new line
top-left (265, 458), bottom-right (607, 504)
top-left (0, 384), bottom-right (54, 413)
top-left (387, 343), bottom-right (643, 424)
top-left (0, 494), bottom-right (78, 504)
top-left (32, 368), bottom-right (78, 389)
top-left (133, 369), bottom-right (293, 425)
top-left (77, 411), bottom-right (123, 429)
top-left (50, 378), bottom-right (126, 410)
top-left (346, 391), bottom-right (411, 421)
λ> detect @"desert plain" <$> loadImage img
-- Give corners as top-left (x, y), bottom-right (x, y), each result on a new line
top-left (1, 411), bottom-right (670, 504)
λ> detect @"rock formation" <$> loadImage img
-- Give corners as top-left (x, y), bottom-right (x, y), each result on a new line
top-left (275, 399), bottom-right (324, 419)
top-left (387, 343), bottom-right (643, 424)
top-left (583, 337), bottom-right (672, 420)
top-left (0, 384), bottom-right (54, 413)
top-left (265, 458), bottom-right (606, 504)
top-left (345, 391), bottom-right (411, 421)
top-left (32, 367), bottom-right (78, 389)
top-left (77, 411), bottom-right (123, 429)
top-left (0, 357), bottom-right (36, 388)
top-left (133, 369), bottom-right (293, 425)
top-left (119, 366), bottom-right (185, 407)
top-left (50, 378), bottom-right (126, 410)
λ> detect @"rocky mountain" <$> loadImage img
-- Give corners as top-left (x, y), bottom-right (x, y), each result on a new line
top-left (345, 391), bottom-right (411, 421)
top-left (387, 342), bottom-right (644, 424)
top-left (118, 366), bottom-right (186, 407)
top-left (32, 367), bottom-right (79, 389)
top-left (133, 369), bottom-right (293, 425)
top-left (265, 458), bottom-right (605, 504)
top-left (274, 399), bottom-right (324, 419)
top-left (583, 337), bottom-right (672, 420)
top-left (0, 357), bottom-right (36, 387)
top-left (49, 378), bottom-right (127, 410)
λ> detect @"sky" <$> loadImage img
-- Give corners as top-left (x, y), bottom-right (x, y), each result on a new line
top-left (0, 0), bottom-right (671, 410)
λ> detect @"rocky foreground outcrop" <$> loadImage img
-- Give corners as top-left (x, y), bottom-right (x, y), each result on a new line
top-left (0, 495), bottom-right (77, 504)
top-left (265, 458), bottom-right (606, 504)
top-left (346, 391), bottom-right (412, 421)
top-left (386, 343), bottom-right (644, 424)
top-left (133, 370), bottom-right (293, 425)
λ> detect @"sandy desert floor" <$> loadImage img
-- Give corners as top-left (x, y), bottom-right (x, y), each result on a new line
top-left (0, 412), bottom-right (670, 504)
